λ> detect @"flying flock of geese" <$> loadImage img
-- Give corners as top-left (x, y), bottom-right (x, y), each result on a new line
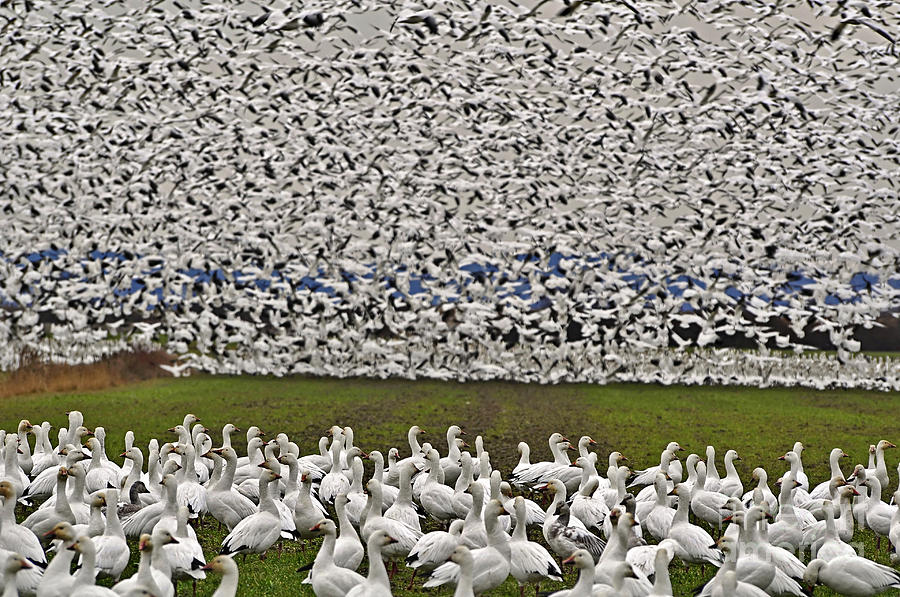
top-left (0, 411), bottom-right (899, 596)
top-left (1, 0), bottom-right (899, 389)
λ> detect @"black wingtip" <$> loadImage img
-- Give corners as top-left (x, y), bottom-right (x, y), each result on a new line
top-left (27, 557), bottom-right (47, 570)
top-left (190, 557), bottom-right (205, 570)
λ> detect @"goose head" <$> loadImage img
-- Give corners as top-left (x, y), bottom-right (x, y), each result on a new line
top-left (201, 555), bottom-right (238, 576)
top-left (2, 553), bottom-right (31, 575)
top-left (44, 521), bottom-right (76, 541)
top-left (803, 559), bottom-right (827, 587)
top-left (667, 442), bottom-right (685, 453)
top-left (309, 519), bottom-right (336, 536)
top-left (449, 544), bottom-right (473, 567)
top-left (561, 549), bottom-right (594, 570)
top-left (877, 439), bottom-right (896, 451)
top-left (548, 432), bottom-right (568, 446)
top-left (0, 481), bottom-right (17, 501)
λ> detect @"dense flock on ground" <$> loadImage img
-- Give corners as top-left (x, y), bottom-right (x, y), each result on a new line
top-left (1, 0), bottom-right (899, 388)
top-left (0, 412), bottom-right (899, 596)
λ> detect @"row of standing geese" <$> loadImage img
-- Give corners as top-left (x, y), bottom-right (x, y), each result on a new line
top-left (0, 412), bottom-right (898, 596)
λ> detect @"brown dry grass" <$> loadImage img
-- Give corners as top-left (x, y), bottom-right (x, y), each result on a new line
top-left (0, 347), bottom-right (174, 398)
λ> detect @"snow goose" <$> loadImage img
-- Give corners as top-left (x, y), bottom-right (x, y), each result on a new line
top-left (1, 553), bottom-right (36, 597)
top-left (29, 422), bottom-right (57, 478)
top-left (36, 522), bottom-right (78, 597)
top-left (511, 442), bottom-right (531, 480)
top-left (546, 549), bottom-right (594, 597)
top-left (740, 506), bottom-right (806, 584)
top-left (200, 555), bottom-right (239, 597)
top-left (424, 500), bottom-right (511, 594)
top-left (119, 447), bottom-right (146, 501)
top-left (703, 446), bottom-right (722, 493)
top-left (569, 477), bottom-right (607, 535)
top-left (719, 450), bottom-right (743, 498)
top-left (767, 477), bottom-right (804, 551)
top-left (646, 540), bottom-right (677, 596)
top-left (345, 530), bottom-right (396, 597)
top-left (164, 506), bottom-right (205, 592)
top-left (711, 570), bottom-right (768, 597)
top-left (117, 432), bottom-right (135, 487)
top-left (691, 461), bottom-right (730, 528)
top-left (68, 535), bottom-right (119, 596)
top-left (508, 433), bottom-right (572, 489)
top-left (598, 465), bottom-right (628, 510)
top-left (571, 452), bottom-right (601, 494)
top-left (865, 440), bottom-right (895, 490)
top-left (72, 493), bottom-right (105, 539)
top-left (817, 500), bottom-right (857, 562)
top-left (778, 451), bottom-right (810, 506)
top-left (540, 480), bottom-right (604, 562)
top-left (220, 469), bottom-right (282, 557)
top-left (666, 483), bottom-right (723, 566)
top-left (91, 489), bottom-right (129, 581)
top-left (641, 473), bottom-right (676, 541)
top-left (387, 426), bottom-right (426, 487)
top-left (419, 450), bottom-right (456, 523)
top-left (150, 475), bottom-right (195, 541)
top-left (231, 437), bottom-right (266, 488)
top-left (850, 464), bottom-right (870, 529)
top-left (451, 453), bottom-right (476, 519)
top-left (406, 519), bottom-right (464, 577)
top-left (308, 520), bottom-right (365, 597)
top-left (144, 529), bottom-right (176, 597)
top-left (863, 476), bottom-right (897, 546)
top-left (207, 447), bottom-right (256, 531)
top-left (448, 545), bottom-right (475, 597)
top-left (0, 482), bottom-right (46, 566)
top-left (22, 468), bottom-right (76, 544)
top-left (634, 450), bottom-right (677, 503)
top-left (111, 532), bottom-right (168, 597)
top-left (334, 451), bottom-right (366, 527)
top-left (360, 479), bottom-right (422, 570)
top-left (804, 556), bottom-right (900, 596)
top-left (459, 483), bottom-right (487, 550)
top-left (366, 451), bottom-right (398, 509)
top-left (292, 468), bottom-right (328, 542)
top-left (499, 482), bottom-right (544, 528)
top-left (595, 511), bottom-right (652, 596)
top-left (333, 493), bottom-right (364, 570)
top-left (439, 425), bottom-right (465, 487)
top-left (509, 496), bottom-right (561, 595)
top-left (24, 445), bottom-right (86, 503)
top-left (724, 510), bottom-right (803, 597)
top-left (91, 428), bottom-right (122, 480)
top-left (630, 443), bottom-right (683, 488)
top-left (801, 485), bottom-right (858, 554)
top-left (14, 420), bottom-right (34, 477)
top-left (383, 462), bottom-right (420, 532)
top-left (174, 443), bottom-right (206, 518)
top-left (1, 435), bottom-right (29, 501)
top-left (741, 467), bottom-right (777, 514)
top-left (319, 433), bottom-right (350, 505)
top-left (699, 533), bottom-right (770, 597)
top-left (809, 448), bottom-right (850, 499)
top-left (592, 561), bottom-right (640, 597)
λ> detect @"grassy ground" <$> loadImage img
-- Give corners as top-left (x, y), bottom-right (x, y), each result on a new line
top-left (2, 375), bottom-right (899, 596)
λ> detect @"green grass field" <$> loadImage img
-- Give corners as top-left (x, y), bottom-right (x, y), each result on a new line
top-left (2, 375), bottom-right (899, 596)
